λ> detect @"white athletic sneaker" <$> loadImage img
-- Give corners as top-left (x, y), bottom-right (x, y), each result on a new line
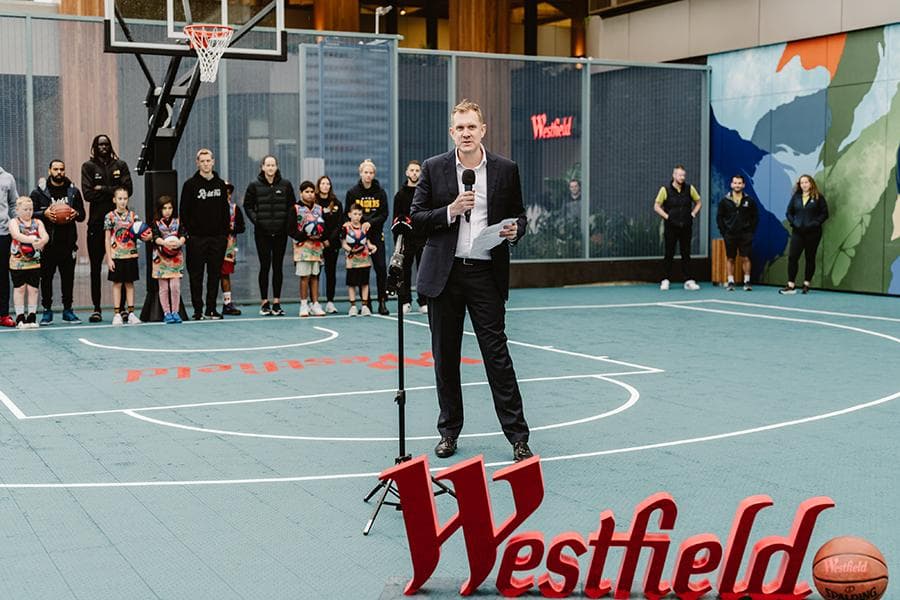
top-left (112, 313), bottom-right (124, 326)
top-left (360, 305), bottom-right (372, 316)
top-left (684, 280), bottom-right (700, 291)
top-left (325, 301), bottom-right (337, 314)
top-left (127, 312), bottom-right (142, 324)
top-left (348, 305), bottom-right (358, 316)
top-left (299, 302), bottom-right (310, 317)
top-left (310, 303), bottom-right (326, 316)
top-left (418, 304), bottom-right (428, 314)
top-left (660, 279), bottom-right (670, 291)
top-left (402, 303), bottom-right (411, 315)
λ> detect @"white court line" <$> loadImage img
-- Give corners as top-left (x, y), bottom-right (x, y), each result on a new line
top-left (707, 299), bottom-right (900, 323)
top-left (379, 315), bottom-right (663, 374)
top-left (506, 300), bottom-right (710, 312)
top-left (15, 370), bottom-right (656, 421)
top-left (2, 388), bottom-right (897, 489)
top-left (121, 374), bottom-right (641, 442)
top-left (0, 389), bottom-right (26, 420)
top-left (77, 326), bottom-right (338, 353)
top-left (663, 304), bottom-right (900, 345)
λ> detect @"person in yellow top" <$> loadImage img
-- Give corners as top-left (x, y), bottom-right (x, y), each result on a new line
top-left (653, 165), bottom-right (702, 290)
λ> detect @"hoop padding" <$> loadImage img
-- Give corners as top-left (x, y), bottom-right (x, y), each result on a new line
top-left (184, 24), bottom-right (234, 83)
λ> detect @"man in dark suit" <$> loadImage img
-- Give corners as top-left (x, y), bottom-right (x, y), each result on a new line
top-left (411, 99), bottom-right (533, 463)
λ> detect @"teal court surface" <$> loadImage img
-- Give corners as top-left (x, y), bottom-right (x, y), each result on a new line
top-left (0, 284), bottom-right (898, 599)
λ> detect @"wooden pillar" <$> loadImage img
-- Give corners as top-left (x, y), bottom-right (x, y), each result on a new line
top-left (570, 0), bottom-right (587, 57)
top-left (449, 0), bottom-right (510, 54)
top-left (59, 0), bottom-right (103, 16)
top-left (314, 0), bottom-right (359, 33)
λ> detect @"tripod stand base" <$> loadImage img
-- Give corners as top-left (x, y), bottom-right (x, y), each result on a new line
top-left (362, 457), bottom-right (455, 536)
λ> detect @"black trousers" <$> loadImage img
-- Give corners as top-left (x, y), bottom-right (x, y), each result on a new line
top-left (427, 260), bottom-right (529, 444)
top-left (787, 228), bottom-right (822, 283)
top-left (40, 243), bottom-right (76, 310)
top-left (399, 240), bottom-right (425, 305)
top-left (322, 246), bottom-right (340, 302)
top-left (663, 221), bottom-right (694, 281)
top-left (0, 234), bottom-right (10, 316)
top-left (87, 227), bottom-right (106, 311)
top-left (187, 235), bottom-right (227, 314)
top-left (254, 231), bottom-right (288, 299)
top-left (371, 234), bottom-right (387, 302)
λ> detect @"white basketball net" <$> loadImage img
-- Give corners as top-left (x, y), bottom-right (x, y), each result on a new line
top-left (184, 24), bottom-right (234, 83)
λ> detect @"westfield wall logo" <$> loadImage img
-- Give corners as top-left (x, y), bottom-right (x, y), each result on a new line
top-left (531, 113), bottom-right (575, 140)
top-left (381, 455), bottom-right (835, 598)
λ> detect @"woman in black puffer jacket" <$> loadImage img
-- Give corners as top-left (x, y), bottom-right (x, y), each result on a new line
top-left (243, 155), bottom-right (296, 315)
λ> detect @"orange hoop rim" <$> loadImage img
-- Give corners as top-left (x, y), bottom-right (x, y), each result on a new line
top-left (184, 24), bottom-right (234, 48)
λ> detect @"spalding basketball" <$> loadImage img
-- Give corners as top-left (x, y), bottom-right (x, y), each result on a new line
top-left (812, 536), bottom-right (888, 600)
top-left (47, 204), bottom-right (75, 223)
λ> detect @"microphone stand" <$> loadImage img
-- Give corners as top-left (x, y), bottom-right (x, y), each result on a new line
top-left (363, 235), bottom-right (455, 536)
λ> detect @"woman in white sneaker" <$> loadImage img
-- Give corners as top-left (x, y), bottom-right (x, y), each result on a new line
top-left (779, 174), bottom-right (828, 295)
top-left (316, 175), bottom-right (343, 314)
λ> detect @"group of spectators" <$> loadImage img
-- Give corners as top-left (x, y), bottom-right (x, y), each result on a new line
top-left (0, 135), bottom-right (431, 328)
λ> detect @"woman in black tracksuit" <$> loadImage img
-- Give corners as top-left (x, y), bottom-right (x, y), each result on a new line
top-left (779, 174), bottom-right (829, 295)
top-left (316, 175), bottom-right (344, 314)
top-left (243, 155), bottom-right (295, 315)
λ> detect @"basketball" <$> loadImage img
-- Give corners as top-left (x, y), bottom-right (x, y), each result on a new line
top-left (159, 235), bottom-right (180, 257)
top-left (46, 203), bottom-right (75, 223)
top-left (812, 536), bottom-right (888, 600)
top-left (130, 220), bottom-right (152, 241)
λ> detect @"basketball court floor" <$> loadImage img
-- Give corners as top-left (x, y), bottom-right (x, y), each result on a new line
top-left (0, 284), bottom-right (897, 598)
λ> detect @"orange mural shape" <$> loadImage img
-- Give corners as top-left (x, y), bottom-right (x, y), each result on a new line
top-left (777, 33), bottom-right (847, 79)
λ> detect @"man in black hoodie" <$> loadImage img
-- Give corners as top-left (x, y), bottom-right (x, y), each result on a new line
top-left (345, 159), bottom-right (389, 315)
top-left (392, 159), bottom-right (427, 314)
top-left (716, 174), bottom-right (758, 291)
top-left (81, 134), bottom-right (132, 322)
top-left (180, 148), bottom-right (230, 320)
top-left (31, 160), bottom-right (85, 324)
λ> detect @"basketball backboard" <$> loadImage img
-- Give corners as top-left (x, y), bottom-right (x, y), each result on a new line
top-left (104, 0), bottom-right (287, 61)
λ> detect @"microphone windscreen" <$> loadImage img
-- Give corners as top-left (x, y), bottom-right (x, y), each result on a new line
top-left (461, 169), bottom-right (476, 187)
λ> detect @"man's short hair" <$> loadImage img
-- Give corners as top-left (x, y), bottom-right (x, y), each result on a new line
top-left (452, 99), bottom-right (484, 124)
top-left (732, 174), bottom-right (745, 183)
top-left (48, 159), bottom-right (65, 169)
top-left (358, 159), bottom-right (376, 174)
top-left (196, 148), bottom-right (213, 160)
top-left (673, 164), bottom-right (686, 172)
top-left (406, 159), bottom-right (420, 168)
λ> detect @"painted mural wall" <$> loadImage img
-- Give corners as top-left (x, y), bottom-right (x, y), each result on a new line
top-left (709, 24), bottom-right (900, 295)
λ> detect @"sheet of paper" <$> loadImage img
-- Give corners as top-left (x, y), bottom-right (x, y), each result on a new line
top-left (468, 218), bottom-right (517, 257)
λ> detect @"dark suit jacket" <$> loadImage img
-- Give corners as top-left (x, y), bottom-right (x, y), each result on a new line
top-left (411, 149), bottom-right (527, 300)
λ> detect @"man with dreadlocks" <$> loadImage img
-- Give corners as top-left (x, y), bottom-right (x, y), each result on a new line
top-left (81, 134), bottom-right (133, 322)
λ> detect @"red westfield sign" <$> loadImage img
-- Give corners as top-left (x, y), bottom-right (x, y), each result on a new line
top-left (381, 455), bottom-right (835, 598)
top-left (531, 113), bottom-right (575, 140)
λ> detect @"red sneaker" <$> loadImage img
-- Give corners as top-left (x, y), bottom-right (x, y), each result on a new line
top-left (0, 315), bottom-right (15, 328)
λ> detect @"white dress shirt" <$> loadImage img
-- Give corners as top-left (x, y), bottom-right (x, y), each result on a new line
top-left (449, 145), bottom-right (489, 259)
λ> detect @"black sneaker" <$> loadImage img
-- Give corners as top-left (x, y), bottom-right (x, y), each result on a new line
top-left (743, 282), bottom-right (752, 291)
top-left (192, 312), bottom-right (205, 321)
top-left (801, 284), bottom-right (810, 294)
top-left (205, 310), bottom-right (223, 320)
top-left (513, 441), bottom-right (534, 462)
top-left (222, 303), bottom-right (242, 316)
top-left (89, 311), bottom-right (102, 323)
top-left (725, 282), bottom-right (735, 292)
top-left (26, 313), bottom-right (38, 329)
top-left (259, 301), bottom-right (272, 316)
top-left (377, 301), bottom-right (390, 316)
top-left (778, 285), bottom-right (797, 295)
top-left (434, 437), bottom-right (458, 458)
top-left (270, 302), bottom-right (285, 316)
top-left (15, 314), bottom-right (26, 329)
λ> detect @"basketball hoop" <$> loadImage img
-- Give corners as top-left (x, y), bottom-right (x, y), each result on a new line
top-left (184, 24), bottom-right (234, 83)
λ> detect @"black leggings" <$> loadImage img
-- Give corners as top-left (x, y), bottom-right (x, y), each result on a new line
top-left (87, 227), bottom-right (106, 311)
top-left (787, 228), bottom-right (822, 283)
top-left (663, 222), bottom-right (693, 281)
top-left (254, 231), bottom-right (287, 300)
top-left (322, 246), bottom-right (340, 302)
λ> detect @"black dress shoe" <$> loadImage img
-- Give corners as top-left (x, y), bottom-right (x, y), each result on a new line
top-left (377, 301), bottom-right (390, 316)
top-left (434, 437), bottom-right (457, 458)
top-left (513, 441), bottom-right (534, 462)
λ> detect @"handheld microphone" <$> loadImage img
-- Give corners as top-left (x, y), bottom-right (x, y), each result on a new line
top-left (387, 234), bottom-right (405, 296)
top-left (461, 169), bottom-right (475, 222)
